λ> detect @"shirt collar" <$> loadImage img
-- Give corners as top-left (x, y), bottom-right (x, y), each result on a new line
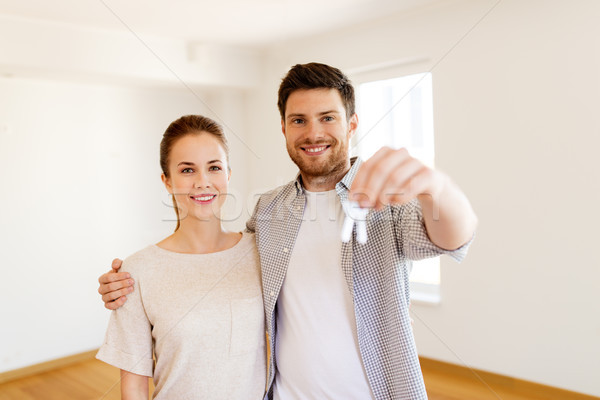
top-left (293, 156), bottom-right (362, 195)
top-left (337, 157), bottom-right (362, 192)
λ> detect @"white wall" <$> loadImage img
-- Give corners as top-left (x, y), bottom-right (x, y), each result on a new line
top-left (246, 0), bottom-right (600, 396)
top-left (0, 77), bottom-right (251, 372)
top-left (0, 15), bottom-right (262, 88)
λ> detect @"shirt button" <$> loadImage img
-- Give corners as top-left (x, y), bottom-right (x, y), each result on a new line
top-left (283, 247), bottom-right (289, 253)
top-left (270, 291), bottom-right (275, 297)
top-left (296, 206), bottom-right (301, 210)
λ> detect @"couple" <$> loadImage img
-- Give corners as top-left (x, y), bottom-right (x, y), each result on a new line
top-left (96, 62), bottom-right (477, 400)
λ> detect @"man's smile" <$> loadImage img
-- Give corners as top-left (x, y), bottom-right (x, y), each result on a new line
top-left (300, 144), bottom-right (330, 155)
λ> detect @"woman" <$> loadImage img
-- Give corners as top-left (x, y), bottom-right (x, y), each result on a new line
top-left (96, 115), bottom-right (266, 399)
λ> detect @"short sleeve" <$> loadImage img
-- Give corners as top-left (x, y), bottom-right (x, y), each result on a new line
top-left (395, 199), bottom-right (473, 263)
top-left (96, 260), bottom-right (154, 377)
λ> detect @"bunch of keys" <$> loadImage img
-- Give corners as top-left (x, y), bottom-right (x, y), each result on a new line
top-left (341, 201), bottom-right (368, 244)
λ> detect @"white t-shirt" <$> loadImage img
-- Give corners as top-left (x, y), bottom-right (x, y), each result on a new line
top-left (273, 189), bottom-right (374, 399)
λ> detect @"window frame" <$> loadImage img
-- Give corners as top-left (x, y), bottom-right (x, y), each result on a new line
top-left (349, 63), bottom-right (442, 304)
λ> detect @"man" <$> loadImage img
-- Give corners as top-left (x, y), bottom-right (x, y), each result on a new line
top-left (98, 63), bottom-right (477, 399)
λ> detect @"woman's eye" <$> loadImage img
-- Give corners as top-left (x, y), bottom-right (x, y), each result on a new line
top-left (181, 168), bottom-right (193, 173)
top-left (209, 166), bottom-right (222, 171)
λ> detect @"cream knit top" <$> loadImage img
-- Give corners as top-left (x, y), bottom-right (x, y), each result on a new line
top-left (96, 232), bottom-right (266, 399)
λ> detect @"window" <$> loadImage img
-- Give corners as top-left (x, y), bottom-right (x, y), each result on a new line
top-left (354, 72), bottom-right (440, 303)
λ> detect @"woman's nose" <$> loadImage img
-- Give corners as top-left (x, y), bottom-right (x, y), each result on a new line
top-left (194, 172), bottom-right (210, 188)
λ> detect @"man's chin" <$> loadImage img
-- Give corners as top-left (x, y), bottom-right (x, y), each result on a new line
top-left (300, 167), bottom-right (331, 177)
top-left (290, 156), bottom-right (325, 175)
top-left (296, 160), bottom-right (346, 179)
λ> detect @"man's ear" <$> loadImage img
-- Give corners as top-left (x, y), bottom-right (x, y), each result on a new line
top-left (161, 173), bottom-right (173, 193)
top-left (347, 113), bottom-right (359, 139)
top-left (281, 119), bottom-right (286, 137)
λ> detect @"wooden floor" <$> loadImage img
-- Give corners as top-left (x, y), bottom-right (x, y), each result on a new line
top-left (423, 367), bottom-right (546, 400)
top-left (0, 358), bottom-right (593, 400)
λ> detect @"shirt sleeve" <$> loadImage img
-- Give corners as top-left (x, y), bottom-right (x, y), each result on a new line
top-left (96, 260), bottom-right (154, 377)
top-left (245, 198), bottom-right (258, 233)
top-left (394, 199), bottom-right (473, 263)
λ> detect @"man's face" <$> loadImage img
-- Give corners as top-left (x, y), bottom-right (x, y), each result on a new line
top-left (282, 88), bottom-right (358, 179)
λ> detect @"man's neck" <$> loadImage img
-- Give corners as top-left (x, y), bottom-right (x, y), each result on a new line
top-left (300, 166), bottom-right (349, 192)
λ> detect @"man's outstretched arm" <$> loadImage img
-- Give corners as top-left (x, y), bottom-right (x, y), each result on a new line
top-left (98, 258), bottom-right (134, 310)
top-left (350, 147), bottom-right (477, 251)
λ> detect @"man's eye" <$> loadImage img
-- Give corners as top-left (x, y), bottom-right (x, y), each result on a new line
top-left (292, 118), bottom-right (304, 124)
top-left (323, 116), bottom-right (334, 122)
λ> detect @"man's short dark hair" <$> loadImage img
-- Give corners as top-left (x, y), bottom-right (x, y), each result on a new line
top-left (277, 63), bottom-right (355, 121)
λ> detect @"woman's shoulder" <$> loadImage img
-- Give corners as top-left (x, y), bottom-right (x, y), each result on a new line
top-left (121, 245), bottom-right (161, 274)
top-left (208, 231), bottom-right (257, 261)
top-left (240, 230), bottom-right (255, 241)
top-left (221, 231), bottom-right (255, 251)
top-left (237, 231), bottom-right (256, 251)
top-left (233, 232), bottom-right (259, 263)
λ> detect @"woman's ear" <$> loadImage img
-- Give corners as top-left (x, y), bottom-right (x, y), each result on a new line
top-left (227, 168), bottom-right (232, 182)
top-left (161, 173), bottom-right (173, 193)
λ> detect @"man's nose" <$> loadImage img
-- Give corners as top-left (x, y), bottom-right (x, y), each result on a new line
top-left (305, 121), bottom-right (325, 141)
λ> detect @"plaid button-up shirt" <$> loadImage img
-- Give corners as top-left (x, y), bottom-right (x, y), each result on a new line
top-left (247, 158), bottom-right (470, 400)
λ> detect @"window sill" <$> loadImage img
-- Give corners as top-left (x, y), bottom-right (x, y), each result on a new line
top-left (410, 282), bottom-right (441, 306)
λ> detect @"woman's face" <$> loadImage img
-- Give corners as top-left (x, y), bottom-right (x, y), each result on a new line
top-left (162, 133), bottom-right (230, 224)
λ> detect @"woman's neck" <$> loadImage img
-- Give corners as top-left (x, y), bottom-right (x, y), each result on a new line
top-left (157, 217), bottom-right (240, 254)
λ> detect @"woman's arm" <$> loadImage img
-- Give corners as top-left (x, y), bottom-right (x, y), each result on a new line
top-left (121, 369), bottom-right (149, 400)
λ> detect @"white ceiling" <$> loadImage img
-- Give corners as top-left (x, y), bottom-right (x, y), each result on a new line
top-left (0, 0), bottom-right (448, 46)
